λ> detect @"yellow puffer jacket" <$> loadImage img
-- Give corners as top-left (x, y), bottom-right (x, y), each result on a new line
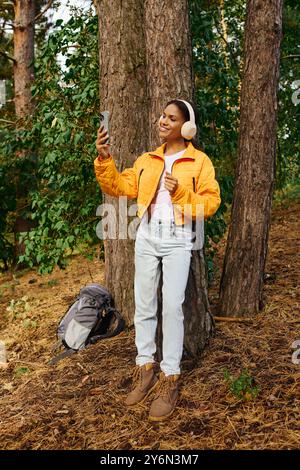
top-left (94, 141), bottom-right (221, 225)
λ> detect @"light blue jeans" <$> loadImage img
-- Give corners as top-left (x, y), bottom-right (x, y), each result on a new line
top-left (134, 219), bottom-right (193, 376)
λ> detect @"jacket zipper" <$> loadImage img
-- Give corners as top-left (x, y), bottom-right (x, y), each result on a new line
top-left (143, 160), bottom-right (165, 218)
top-left (143, 156), bottom-right (194, 221)
top-left (137, 168), bottom-right (144, 189)
top-left (170, 157), bottom-right (194, 224)
top-left (193, 177), bottom-right (196, 192)
top-left (170, 157), bottom-right (194, 175)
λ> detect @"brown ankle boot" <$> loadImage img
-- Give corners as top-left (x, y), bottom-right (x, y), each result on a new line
top-left (125, 363), bottom-right (159, 406)
top-left (148, 372), bottom-right (179, 421)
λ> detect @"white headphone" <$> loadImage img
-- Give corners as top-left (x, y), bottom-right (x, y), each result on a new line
top-left (159, 99), bottom-right (197, 140)
top-left (178, 99), bottom-right (197, 140)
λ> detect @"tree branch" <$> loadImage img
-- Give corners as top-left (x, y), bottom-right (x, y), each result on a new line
top-left (212, 18), bottom-right (240, 69)
top-left (213, 316), bottom-right (253, 323)
top-left (0, 118), bottom-right (15, 125)
top-left (282, 54), bottom-right (300, 60)
top-left (0, 50), bottom-right (16, 63)
top-left (35, 0), bottom-right (54, 22)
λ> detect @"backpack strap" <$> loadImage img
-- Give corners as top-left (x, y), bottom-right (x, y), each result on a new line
top-left (49, 348), bottom-right (77, 366)
top-left (51, 338), bottom-right (63, 354)
top-left (88, 307), bottom-right (125, 344)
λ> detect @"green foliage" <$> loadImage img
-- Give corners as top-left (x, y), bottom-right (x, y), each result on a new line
top-left (0, 159), bottom-right (16, 268)
top-left (6, 295), bottom-right (31, 322)
top-left (47, 279), bottom-right (59, 287)
top-left (273, 177), bottom-right (300, 208)
top-left (0, 0), bottom-right (56, 82)
top-left (6, 294), bottom-right (39, 328)
top-left (6, 295), bottom-right (38, 328)
top-left (21, 11), bottom-right (102, 274)
top-left (223, 368), bottom-right (261, 401)
top-left (190, 1), bottom-right (244, 281)
top-left (0, 0), bottom-right (14, 81)
top-left (0, 0), bottom-right (299, 277)
top-left (190, 0), bottom-right (299, 281)
top-left (277, 0), bottom-right (300, 189)
top-left (190, 0), bottom-right (245, 165)
top-left (0, 9), bottom-right (103, 273)
top-left (14, 366), bottom-right (30, 378)
top-left (205, 174), bottom-right (233, 284)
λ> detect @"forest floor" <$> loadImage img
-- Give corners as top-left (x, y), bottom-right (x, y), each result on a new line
top-left (0, 195), bottom-right (299, 450)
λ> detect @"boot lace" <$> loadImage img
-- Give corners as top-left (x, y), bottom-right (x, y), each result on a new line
top-left (154, 376), bottom-right (173, 401)
top-left (132, 366), bottom-right (143, 388)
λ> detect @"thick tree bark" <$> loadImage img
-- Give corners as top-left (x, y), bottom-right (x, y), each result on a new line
top-left (96, 0), bottom-right (214, 356)
top-left (144, 0), bottom-right (195, 145)
top-left (96, 0), bottom-right (149, 324)
top-left (144, 0), bottom-right (214, 358)
top-left (219, 0), bottom-right (283, 316)
top-left (13, 0), bottom-right (35, 118)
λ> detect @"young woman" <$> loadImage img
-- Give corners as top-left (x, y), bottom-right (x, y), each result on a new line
top-left (94, 99), bottom-right (221, 422)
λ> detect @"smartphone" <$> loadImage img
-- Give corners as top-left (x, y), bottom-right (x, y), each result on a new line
top-left (100, 110), bottom-right (110, 144)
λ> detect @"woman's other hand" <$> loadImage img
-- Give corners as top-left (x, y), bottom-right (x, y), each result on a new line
top-left (96, 125), bottom-right (111, 159)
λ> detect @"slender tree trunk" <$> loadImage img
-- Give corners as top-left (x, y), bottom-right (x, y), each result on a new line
top-left (144, 0), bottom-right (214, 358)
top-left (13, 0), bottom-right (36, 261)
top-left (95, 0), bottom-right (149, 324)
top-left (218, 0), bottom-right (283, 316)
top-left (13, 0), bottom-right (35, 118)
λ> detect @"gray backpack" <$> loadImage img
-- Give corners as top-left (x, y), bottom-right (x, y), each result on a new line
top-left (50, 283), bottom-right (125, 364)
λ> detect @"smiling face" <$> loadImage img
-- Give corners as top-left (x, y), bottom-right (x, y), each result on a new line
top-left (158, 103), bottom-right (186, 142)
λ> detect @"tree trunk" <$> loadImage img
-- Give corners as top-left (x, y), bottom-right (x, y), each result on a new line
top-left (95, 0), bottom-right (149, 324)
top-left (13, 0), bottom-right (35, 118)
top-left (13, 0), bottom-right (36, 263)
top-left (218, 0), bottom-right (283, 316)
top-left (96, 0), bottom-right (214, 356)
top-left (144, 0), bottom-right (214, 358)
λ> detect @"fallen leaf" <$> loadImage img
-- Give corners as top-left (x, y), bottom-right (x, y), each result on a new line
top-left (3, 382), bottom-right (13, 391)
top-left (89, 387), bottom-right (102, 396)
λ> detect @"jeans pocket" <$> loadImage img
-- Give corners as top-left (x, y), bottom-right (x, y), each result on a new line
top-left (174, 227), bottom-right (192, 239)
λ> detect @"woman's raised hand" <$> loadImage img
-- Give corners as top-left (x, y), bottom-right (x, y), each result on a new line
top-left (96, 125), bottom-right (111, 159)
